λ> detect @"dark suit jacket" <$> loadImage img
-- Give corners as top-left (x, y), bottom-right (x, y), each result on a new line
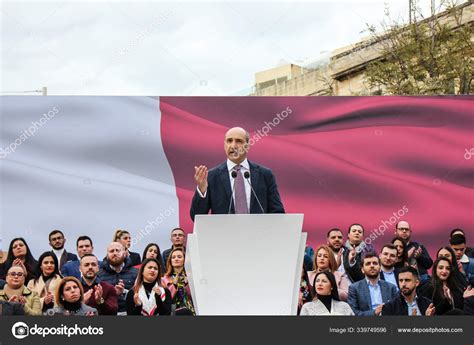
top-left (382, 293), bottom-right (432, 315)
top-left (190, 161), bottom-right (285, 220)
top-left (348, 278), bottom-right (399, 316)
top-left (0, 301), bottom-right (25, 315)
top-left (59, 250), bottom-right (78, 270)
top-left (129, 252), bottom-right (141, 266)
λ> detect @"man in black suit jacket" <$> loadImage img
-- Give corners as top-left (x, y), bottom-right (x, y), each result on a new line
top-left (190, 127), bottom-right (285, 220)
top-left (48, 230), bottom-right (78, 270)
top-left (382, 266), bottom-right (434, 316)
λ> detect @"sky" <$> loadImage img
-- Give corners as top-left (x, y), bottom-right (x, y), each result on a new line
top-left (0, 0), bottom-right (462, 96)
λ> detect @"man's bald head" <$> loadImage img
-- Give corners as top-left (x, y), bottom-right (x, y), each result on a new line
top-left (224, 127), bottom-right (250, 164)
top-left (395, 221), bottom-right (411, 241)
top-left (106, 242), bottom-right (125, 266)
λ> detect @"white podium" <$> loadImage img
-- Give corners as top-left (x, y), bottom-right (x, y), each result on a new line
top-left (185, 214), bottom-right (306, 315)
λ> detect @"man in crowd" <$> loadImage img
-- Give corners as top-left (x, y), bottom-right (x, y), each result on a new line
top-left (450, 229), bottom-right (474, 258)
top-left (79, 254), bottom-right (118, 315)
top-left (48, 230), bottom-right (78, 270)
top-left (162, 227), bottom-right (186, 265)
top-left (191, 127), bottom-right (285, 220)
top-left (382, 266), bottom-right (433, 316)
top-left (394, 221), bottom-right (432, 284)
top-left (62, 236), bottom-right (97, 279)
top-left (326, 228), bottom-right (346, 274)
top-left (98, 242), bottom-right (137, 315)
top-left (348, 253), bottom-right (398, 315)
top-left (379, 244), bottom-right (399, 290)
top-left (343, 224), bottom-right (376, 283)
top-left (450, 234), bottom-right (474, 284)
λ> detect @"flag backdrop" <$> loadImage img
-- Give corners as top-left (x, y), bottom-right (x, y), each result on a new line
top-left (1, 96), bottom-right (473, 259)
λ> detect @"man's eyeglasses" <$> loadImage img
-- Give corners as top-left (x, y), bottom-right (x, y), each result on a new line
top-left (397, 228), bottom-right (410, 232)
top-left (8, 272), bottom-right (24, 277)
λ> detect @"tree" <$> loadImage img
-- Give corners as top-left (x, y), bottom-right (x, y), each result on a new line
top-left (363, 1), bottom-right (473, 95)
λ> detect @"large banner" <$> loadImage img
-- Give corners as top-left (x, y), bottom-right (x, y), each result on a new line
top-left (1, 96), bottom-right (473, 257)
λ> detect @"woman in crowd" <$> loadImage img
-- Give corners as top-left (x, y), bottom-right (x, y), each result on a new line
top-left (436, 246), bottom-right (469, 288)
top-left (162, 248), bottom-right (195, 315)
top-left (0, 265), bottom-right (42, 315)
top-left (134, 243), bottom-right (165, 271)
top-left (422, 257), bottom-right (464, 315)
top-left (307, 245), bottom-right (349, 301)
top-left (391, 237), bottom-right (409, 269)
top-left (27, 251), bottom-right (62, 312)
top-left (300, 271), bottom-right (354, 316)
top-left (126, 258), bottom-right (171, 316)
top-left (46, 277), bottom-right (97, 315)
top-left (113, 229), bottom-right (141, 266)
top-left (0, 238), bottom-right (38, 282)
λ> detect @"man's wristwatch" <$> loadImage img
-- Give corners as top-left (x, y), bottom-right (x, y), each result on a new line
top-left (97, 297), bottom-right (105, 305)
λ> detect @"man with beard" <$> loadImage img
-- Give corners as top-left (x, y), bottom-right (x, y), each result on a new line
top-left (326, 228), bottom-right (345, 274)
top-left (379, 244), bottom-right (400, 290)
top-left (79, 254), bottom-right (118, 315)
top-left (98, 242), bottom-right (138, 315)
top-left (348, 253), bottom-right (398, 315)
top-left (343, 224), bottom-right (376, 283)
top-left (382, 266), bottom-right (433, 315)
top-left (48, 230), bottom-right (78, 270)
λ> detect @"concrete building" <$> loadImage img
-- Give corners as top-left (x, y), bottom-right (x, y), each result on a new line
top-left (251, 1), bottom-right (473, 96)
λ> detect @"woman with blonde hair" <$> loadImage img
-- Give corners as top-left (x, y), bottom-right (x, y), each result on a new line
top-left (162, 248), bottom-right (194, 315)
top-left (0, 265), bottom-right (42, 315)
top-left (307, 245), bottom-right (349, 301)
top-left (113, 229), bottom-right (141, 266)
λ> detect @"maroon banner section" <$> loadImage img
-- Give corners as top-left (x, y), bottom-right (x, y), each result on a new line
top-left (160, 96), bottom-right (473, 255)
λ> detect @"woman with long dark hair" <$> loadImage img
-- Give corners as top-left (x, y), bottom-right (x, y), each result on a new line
top-left (436, 246), bottom-right (469, 288)
top-left (27, 251), bottom-right (62, 312)
top-left (0, 238), bottom-right (38, 282)
top-left (391, 237), bottom-right (409, 269)
top-left (300, 271), bottom-right (354, 315)
top-left (422, 257), bottom-right (464, 315)
top-left (126, 258), bottom-right (171, 316)
top-left (162, 247), bottom-right (195, 315)
top-left (134, 243), bottom-right (165, 271)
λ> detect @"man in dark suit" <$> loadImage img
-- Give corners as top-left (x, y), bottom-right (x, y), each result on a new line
top-left (379, 244), bottom-right (400, 290)
top-left (348, 252), bottom-right (398, 316)
top-left (190, 127), bottom-right (285, 220)
top-left (48, 230), bottom-right (78, 270)
top-left (382, 266), bottom-right (433, 316)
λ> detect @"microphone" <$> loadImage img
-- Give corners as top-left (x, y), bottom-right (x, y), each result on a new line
top-left (243, 171), bottom-right (265, 213)
top-left (227, 170), bottom-right (238, 214)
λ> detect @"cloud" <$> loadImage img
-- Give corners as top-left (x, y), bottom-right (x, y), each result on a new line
top-left (1, 1), bottom-right (456, 95)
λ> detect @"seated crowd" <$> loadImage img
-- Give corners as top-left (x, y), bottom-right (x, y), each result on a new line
top-left (0, 223), bottom-right (473, 316)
